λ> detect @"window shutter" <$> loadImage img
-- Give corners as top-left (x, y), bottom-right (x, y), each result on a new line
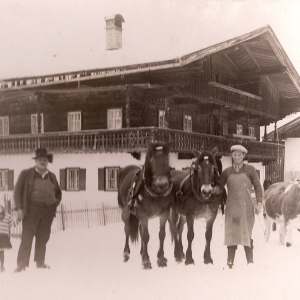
top-left (31, 114), bottom-right (37, 134)
top-left (41, 113), bottom-right (44, 133)
top-left (115, 109), bottom-right (122, 129)
top-left (8, 170), bottom-right (14, 191)
top-left (4, 117), bottom-right (9, 135)
top-left (107, 110), bottom-right (115, 129)
top-left (98, 168), bottom-right (105, 191)
top-left (79, 168), bottom-right (86, 191)
top-left (60, 169), bottom-right (66, 190)
top-left (0, 118), bottom-right (3, 135)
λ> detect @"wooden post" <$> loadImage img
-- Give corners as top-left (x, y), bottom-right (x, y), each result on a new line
top-left (102, 202), bottom-right (106, 226)
top-left (264, 125), bottom-right (267, 141)
top-left (61, 204), bottom-right (65, 231)
top-left (274, 121), bottom-right (277, 142)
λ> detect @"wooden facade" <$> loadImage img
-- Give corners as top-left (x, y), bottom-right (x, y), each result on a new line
top-left (1, 26), bottom-right (299, 163)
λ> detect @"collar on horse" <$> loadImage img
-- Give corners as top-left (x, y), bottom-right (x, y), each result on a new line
top-left (128, 167), bottom-right (173, 205)
top-left (176, 161), bottom-right (219, 204)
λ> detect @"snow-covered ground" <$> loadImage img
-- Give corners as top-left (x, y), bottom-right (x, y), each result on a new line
top-left (1, 211), bottom-right (300, 300)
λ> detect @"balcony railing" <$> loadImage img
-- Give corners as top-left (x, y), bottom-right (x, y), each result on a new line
top-left (0, 127), bottom-right (283, 161)
top-left (208, 81), bottom-right (265, 115)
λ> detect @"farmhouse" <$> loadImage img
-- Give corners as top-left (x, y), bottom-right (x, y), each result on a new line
top-left (0, 23), bottom-right (299, 202)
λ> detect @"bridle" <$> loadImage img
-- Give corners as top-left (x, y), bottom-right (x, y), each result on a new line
top-left (142, 166), bottom-right (174, 198)
top-left (190, 158), bottom-right (219, 203)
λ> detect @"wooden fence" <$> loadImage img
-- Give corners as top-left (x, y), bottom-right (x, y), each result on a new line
top-left (2, 193), bottom-right (122, 239)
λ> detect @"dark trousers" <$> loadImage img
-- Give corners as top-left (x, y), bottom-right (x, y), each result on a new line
top-left (0, 251), bottom-right (4, 266)
top-left (227, 239), bottom-right (254, 264)
top-left (17, 203), bottom-right (56, 267)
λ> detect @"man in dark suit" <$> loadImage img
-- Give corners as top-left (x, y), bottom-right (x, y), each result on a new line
top-left (14, 148), bottom-right (62, 272)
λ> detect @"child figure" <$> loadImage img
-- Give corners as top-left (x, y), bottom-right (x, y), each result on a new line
top-left (0, 202), bottom-right (13, 272)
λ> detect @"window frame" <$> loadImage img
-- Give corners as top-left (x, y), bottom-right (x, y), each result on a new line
top-left (0, 116), bottom-right (9, 136)
top-left (158, 110), bottom-right (166, 128)
top-left (107, 108), bottom-right (122, 130)
top-left (236, 124), bottom-right (243, 135)
top-left (31, 113), bottom-right (44, 134)
top-left (66, 168), bottom-right (80, 191)
top-left (105, 167), bottom-right (120, 191)
top-left (249, 126), bottom-right (255, 137)
top-left (0, 169), bottom-right (8, 191)
top-left (183, 115), bottom-right (192, 132)
top-left (68, 111), bottom-right (82, 132)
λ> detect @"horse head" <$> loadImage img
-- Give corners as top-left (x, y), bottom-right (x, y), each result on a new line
top-left (144, 141), bottom-right (173, 196)
top-left (192, 147), bottom-right (219, 201)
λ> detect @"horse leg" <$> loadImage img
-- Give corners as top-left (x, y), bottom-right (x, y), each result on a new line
top-left (122, 209), bottom-right (131, 262)
top-left (139, 224), bottom-right (143, 255)
top-left (140, 219), bottom-right (152, 269)
top-left (157, 211), bottom-right (168, 267)
top-left (177, 216), bottom-right (186, 261)
top-left (203, 210), bottom-right (217, 264)
top-left (285, 222), bottom-right (293, 247)
top-left (278, 222), bottom-right (286, 245)
top-left (185, 215), bottom-right (195, 265)
top-left (264, 214), bottom-right (272, 243)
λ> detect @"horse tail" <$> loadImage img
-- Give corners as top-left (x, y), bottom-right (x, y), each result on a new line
top-left (129, 214), bottom-right (140, 244)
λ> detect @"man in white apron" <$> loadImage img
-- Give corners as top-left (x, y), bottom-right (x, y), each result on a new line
top-left (219, 145), bottom-right (263, 269)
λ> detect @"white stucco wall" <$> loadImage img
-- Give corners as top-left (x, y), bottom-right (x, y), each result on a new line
top-left (284, 138), bottom-right (300, 181)
top-left (0, 152), bottom-right (264, 203)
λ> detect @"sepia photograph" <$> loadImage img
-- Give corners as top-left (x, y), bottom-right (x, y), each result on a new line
top-left (0, 0), bottom-right (300, 299)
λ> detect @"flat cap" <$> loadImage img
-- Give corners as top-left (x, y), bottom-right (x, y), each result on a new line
top-left (230, 144), bottom-right (248, 154)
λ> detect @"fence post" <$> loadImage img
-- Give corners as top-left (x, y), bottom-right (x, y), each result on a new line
top-left (102, 202), bottom-right (106, 226)
top-left (61, 204), bottom-right (66, 231)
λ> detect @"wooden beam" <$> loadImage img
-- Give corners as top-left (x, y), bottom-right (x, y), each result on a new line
top-left (243, 45), bottom-right (261, 71)
top-left (242, 66), bottom-right (287, 79)
top-left (223, 52), bottom-right (241, 74)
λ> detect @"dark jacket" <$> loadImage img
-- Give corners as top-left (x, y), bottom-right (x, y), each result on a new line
top-left (14, 168), bottom-right (62, 217)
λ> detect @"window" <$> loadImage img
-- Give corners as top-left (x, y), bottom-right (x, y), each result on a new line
top-left (211, 72), bottom-right (219, 83)
top-left (60, 168), bottom-right (86, 191)
top-left (67, 168), bottom-right (79, 191)
top-left (223, 121), bottom-right (228, 136)
top-left (249, 126), bottom-right (255, 137)
top-left (183, 115), bottom-right (192, 132)
top-left (31, 114), bottom-right (44, 134)
top-left (68, 111), bottom-right (81, 132)
top-left (107, 109), bottom-right (122, 129)
top-left (0, 169), bottom-right (14, 191)
top-left (105, 167), bottom-right (119, 191)
top-left (158, 110), bottom-right (166, 128)
top-left (236, 124), bottom-right (243, 135)
top-left (0, 116), bottom-right (9, 136)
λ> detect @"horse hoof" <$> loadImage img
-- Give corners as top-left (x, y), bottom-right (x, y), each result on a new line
top-left (204, 258), bottom-right (213, 265)
top-left (143, 261), bottom-right (152, 269)
top-left (123, 253), bottom-right (130, 262)
top-left (175, 257), bottom-right (183, 263)
top-left (157, 257), bottom-right (167, 267)
top-left (185, 258), bottom-right (195, 265)
top-left (286, 242), bottom-right (292, 247)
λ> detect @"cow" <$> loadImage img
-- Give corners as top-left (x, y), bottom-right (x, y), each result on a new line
top-left (264, 181), bottom-right (300, 247)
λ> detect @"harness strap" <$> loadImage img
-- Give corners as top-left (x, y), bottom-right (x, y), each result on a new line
top-left (176, 174), bottom-right (191, 200)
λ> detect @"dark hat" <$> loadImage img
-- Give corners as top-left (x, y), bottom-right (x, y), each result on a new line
top-left (33, 148), bottom-right (53, 163)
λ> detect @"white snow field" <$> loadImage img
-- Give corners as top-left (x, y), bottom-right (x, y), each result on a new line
top-left (1, 211), bottom-right (300, 300)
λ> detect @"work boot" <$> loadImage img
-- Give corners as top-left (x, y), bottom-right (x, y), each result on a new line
top-left (36, 263), bottom-right (50, 269)
top-left (0, 265), bottom-right (5, 272)
top-left (14, 266), bottom-right (26, 273)
top-left (244, 239), bottom-right (254, 264)
top-left (227, 246), bottom-right (237, 269)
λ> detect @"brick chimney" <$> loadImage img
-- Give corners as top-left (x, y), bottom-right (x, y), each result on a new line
top-left (105, 14), bottom-right (125, 50)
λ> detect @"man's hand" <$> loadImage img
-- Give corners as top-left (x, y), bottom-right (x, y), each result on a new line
top-left (16, 209), bottom-right (24, 221)
top-left (254, 202), bottom-right (262, 215)
top-left (212, 185), bottom-right (223, 195)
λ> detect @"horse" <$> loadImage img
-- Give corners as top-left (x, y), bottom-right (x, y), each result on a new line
top-left (169, 147), bottom-right (224, 265)
top-left (264, 181), bottom-right (300, 247)
top-left (117, 141), bottom-right (174, 269)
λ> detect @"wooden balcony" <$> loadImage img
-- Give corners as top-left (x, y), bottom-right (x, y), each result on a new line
top-left (208, 81), bottom-right (275, 118)
top-left (0, 127), bottom-right (283, 161)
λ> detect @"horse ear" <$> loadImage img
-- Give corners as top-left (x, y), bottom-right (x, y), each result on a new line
top-left (211, 147), bottom-right (218, 158)
top-left (192, 150), bottom-right (201, 159)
